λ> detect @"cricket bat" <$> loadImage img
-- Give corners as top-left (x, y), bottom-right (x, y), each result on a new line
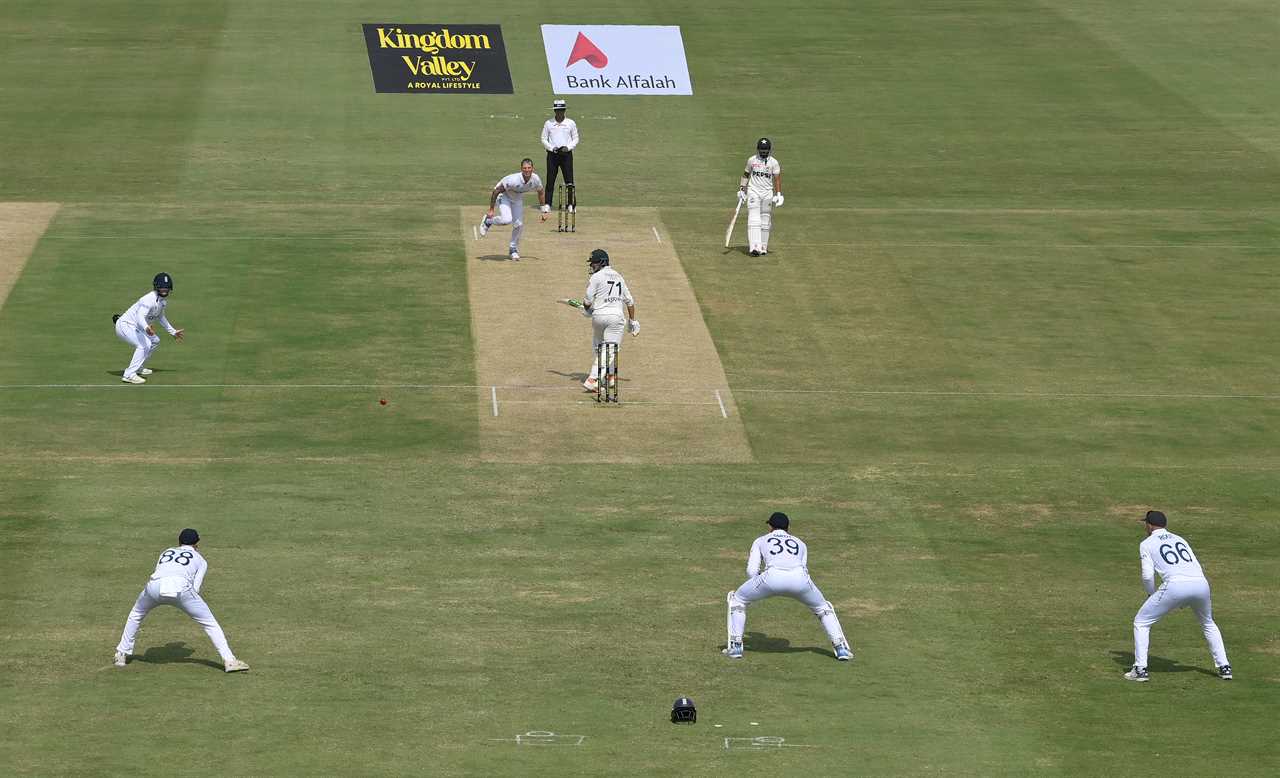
top-left (724, 199), bottom-right (744, 248)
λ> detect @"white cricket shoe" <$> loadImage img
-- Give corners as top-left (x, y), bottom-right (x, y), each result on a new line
top-left (583, 377), bottom-right (599, 392)
top-left (1123, 665), bottom-right (1149, 682)
top-left (113, 651), bottom-right (128, 667)
top-left (122, 374), bottom-right (146, 384)
top-left (224, 658), bottom-right (250, 673)
top-left (509, 250), bottom-right (520, 261)
top-left (723, 642), bottom-right (743, 659)
top-left (139, 368), bottom-right (154, 376)
top-left (835, 645), bottom-right (853, 661)
top-left (478, 215), bottom-right (490, 237)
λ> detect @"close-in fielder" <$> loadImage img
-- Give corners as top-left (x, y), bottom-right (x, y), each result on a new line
top-left (1124, 510), bottom-right (1231, 682)
top-left (736, 137), bottom-right (783, 256)
top-left (541, 99), bottom-right (579, 211)
top-left (725, 512), bottom-right (852, 661)
top-left (113, 528), bottom-right (250, 673)
top-left (478, 158), bottom-right (549, 260)
top-left (114, 272), bottom-right (183, 384)
top-left (580, 249), bottom-right (638, 392)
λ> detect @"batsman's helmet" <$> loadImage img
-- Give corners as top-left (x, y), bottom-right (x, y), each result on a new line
top-left (756, 137), bottom-right (772, 158)
top-left (671, 697), bottom-right (697, 724)
top-left (153, 272), bottom-right (173, 295)
top-left (588, 248), bottom-right (610, 270)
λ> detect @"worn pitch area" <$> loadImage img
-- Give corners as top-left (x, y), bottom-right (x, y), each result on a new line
top-left (0, 203), bottom-right (60, 312)
top-left (463, 206), bottom-right (752, 463)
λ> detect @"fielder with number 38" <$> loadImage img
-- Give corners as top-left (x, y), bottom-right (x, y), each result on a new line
top-left (1124, 510), bottom-right (1232, 683)
top-left (113, 528), bottom-right (250, 673)
top-left (724, 512), bottom-right (852, 661)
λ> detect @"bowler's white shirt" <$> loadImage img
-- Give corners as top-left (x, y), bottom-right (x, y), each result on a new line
top-left (747, 529), bottom-right (808, 576)
top-left (148, 545), bottom-right (209, 592)
top-left (1139, 530), bottom-right (1207, 593)
top-left (496, 172), bottom-right (544, 199)
top-left (541, 118), bottom-right (579, 151)
top-left (119, 291), bottom-right (177, 334)
top-left (744, 154), bottom-right (781, 198)
top-left (584, 268), bottom-right (633, 318)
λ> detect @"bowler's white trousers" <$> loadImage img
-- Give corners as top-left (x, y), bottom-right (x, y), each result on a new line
top-left (491, 193), bottom-right (525, 252)
top-left (1132, 577), bottom-right (1229, 668)
top-left (115, 319), bottom-right (160, 379)
top-left (116, 578), bottom-right (236, 662)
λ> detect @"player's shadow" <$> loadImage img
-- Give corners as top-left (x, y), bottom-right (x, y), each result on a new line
top-left (724, 246), bottom-right (762, 257)
top-left (1108, 650), bottom-right (1217, 677)
top-left (725, 631), bottom-right (836, 659)
top-left (133, 641), bottom-right (223, 670)
top-left (477, 254), bottom-right (537, 262)
top-left (107, 368), bottom-right (168, 377)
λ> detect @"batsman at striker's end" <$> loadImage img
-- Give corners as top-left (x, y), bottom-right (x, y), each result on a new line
top-left (579, 249), bottom-right (638, 395)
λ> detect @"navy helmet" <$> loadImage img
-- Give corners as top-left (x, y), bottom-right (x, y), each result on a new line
top-left (671, 696), bottom-right (696, 724)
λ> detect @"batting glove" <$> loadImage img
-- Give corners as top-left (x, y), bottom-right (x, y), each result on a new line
top-left (629, 320), bottom-right (640, 336)
top-left (737, 190), bottom-right (747, 204)
top-left (772, 193), bottom-right (784, 207)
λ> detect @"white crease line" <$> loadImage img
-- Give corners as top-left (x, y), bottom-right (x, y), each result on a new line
top-left (473, 225), bottom-right (479, 241)
top-left (491, 386), bottom-right (499, 417)
top-left (2, 384), bottom-right (1277, 400)
top-left (715, 389), bottom-right (728, 418)
top-left (652, 226), bottom-right (662, 243)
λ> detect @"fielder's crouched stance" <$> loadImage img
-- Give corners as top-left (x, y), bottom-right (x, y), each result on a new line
top-left (725, 512), bottom-right (852, 661)
top-left (1124, 510), bottom-right (1232, 683)
top-left (113, 528), bottom-right (250, 673)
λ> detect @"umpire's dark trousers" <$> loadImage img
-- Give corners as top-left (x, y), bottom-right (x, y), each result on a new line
top-left (545, 149), bottom-right (575, 208)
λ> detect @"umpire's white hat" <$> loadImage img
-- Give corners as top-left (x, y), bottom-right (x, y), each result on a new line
top-left (552, 99), bottom-right (567, 111)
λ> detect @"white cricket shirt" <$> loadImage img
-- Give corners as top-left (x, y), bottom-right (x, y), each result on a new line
top-left (148, 544), bottom-right (209, 592)
top-left (583, 268), bottom-right (633, 317)
top-left (747, 529), bottom-right (808, 576)
top-left (119, 291), bottom-right (177, 334)
top-left (1139, 530), bottom-right (1207, 591)
top-left (541, 117), bottom-right (579, 151)
top-left (496, 171), bottom-right (544, 199)
top-left (743, 154), bottom-right (781, 198)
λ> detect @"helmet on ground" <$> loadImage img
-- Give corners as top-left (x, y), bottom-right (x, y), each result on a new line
top-left (153, 272), bottom-right (174, 295)
top-left (756, 137), bottom-right (772, 158)
top-left (588, 248), bottom-right (610, 270)
top-left (671, 697), bottom-right (697, 724)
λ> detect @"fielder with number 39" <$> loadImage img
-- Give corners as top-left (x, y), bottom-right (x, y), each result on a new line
top-left (113, 528), bottom-right (250, 673)
top-left (737, 137), bottom-right (783, 256)
top-left (724, 512), bottom-right (852, 661)
top-left (1124, 510), bottom-right (1232, 683)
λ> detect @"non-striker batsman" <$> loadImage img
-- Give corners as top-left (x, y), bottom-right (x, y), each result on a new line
top-left (737, 137), bottom-right (783, 256)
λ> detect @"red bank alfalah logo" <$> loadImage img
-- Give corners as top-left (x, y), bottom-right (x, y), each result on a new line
top-left (566, 32), bottom-right (608, 68)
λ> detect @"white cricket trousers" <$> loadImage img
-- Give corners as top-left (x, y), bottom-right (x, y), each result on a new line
top-left (490, 193), bottom-right (525, 252)
top-left (115, 319), bottom-right (159, 379)
top-left (1132, 578), bottom-right (1228, 668)
top-left (589, 313), bottom-right (625, 380)
top-left (728, 567), bottom-right (847, 646)
top-left (116, 578), bottom-right (237, 662)
top-left (745, 191), bottom-right (774, 252)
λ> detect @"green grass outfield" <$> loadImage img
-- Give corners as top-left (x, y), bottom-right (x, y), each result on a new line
top-left (2, 1), bottom-right (1279, 775)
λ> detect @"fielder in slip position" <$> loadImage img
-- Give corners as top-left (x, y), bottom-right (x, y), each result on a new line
top-left (1124, 510), bottom-right (1231, 682)
top-left (725, 512), bottom-right (853, 661)
top-left (737, 137), bottom-right (783, 256)
top-left (113, 272), bottom-right (183, 384)
top-left (478, 158), bottom-right (549, 260)
top-left (113, 528), bottom-right (250, 673)
top-left (580, 249), bottom-right (638, 395)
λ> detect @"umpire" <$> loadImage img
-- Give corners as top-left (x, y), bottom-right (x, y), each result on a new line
top-left (541, 99), bottom-right (579, 211)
